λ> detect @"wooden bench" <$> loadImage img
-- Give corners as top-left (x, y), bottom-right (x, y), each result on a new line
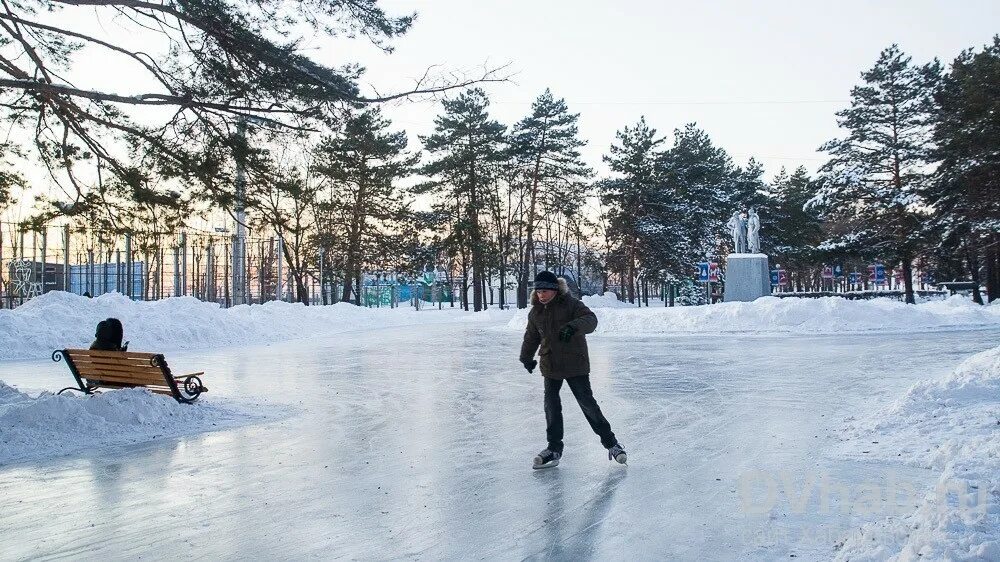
top-left (53, 349), bottom-right (208, 403)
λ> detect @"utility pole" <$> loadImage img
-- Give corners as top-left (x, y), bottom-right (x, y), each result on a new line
top-left (232, 117), bottom-right (248, 306)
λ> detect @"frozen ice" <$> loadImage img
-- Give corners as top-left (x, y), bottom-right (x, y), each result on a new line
top-left (1, 294), bottom-right (998, 559)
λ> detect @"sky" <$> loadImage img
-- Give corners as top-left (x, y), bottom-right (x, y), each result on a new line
top-left (3, 0), bottom-right (998, 225)
top-left (309, 0), bottom-right (999, 179)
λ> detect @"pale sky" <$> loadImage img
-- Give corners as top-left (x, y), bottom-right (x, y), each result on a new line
top-left (312, 0), bottom-right (999, 179)
top-left (4, 0), bottom-right (998, 223)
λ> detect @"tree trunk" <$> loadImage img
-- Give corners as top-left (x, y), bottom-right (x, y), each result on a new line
top-left (519, 143), bottom-right (545, 309)
top-left (355, 269), bottom-right (362, 306)
top-left (627, 242), bottom-right (636, 304)
top-left (901, 256), bottom-right (915, 304)
top-left (986, 236), bottom-right (999, 303)
top-left (341, 262), bottom-right (354, 303)
top-left (967, 248), bottom-right (984, 305)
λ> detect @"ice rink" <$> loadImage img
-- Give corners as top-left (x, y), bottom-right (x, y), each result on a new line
top-left (1, 317), bottom-right (997, 560)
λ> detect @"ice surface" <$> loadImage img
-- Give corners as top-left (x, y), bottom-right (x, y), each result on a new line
top-left (1, 313), bottom-right (997, 560)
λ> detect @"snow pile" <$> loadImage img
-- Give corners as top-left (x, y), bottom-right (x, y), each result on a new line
top-left (834, 346), bottom-right (1000, 561)
top-left (581, 293), bottom-right (637, 309)
top-left (509, 295), bottom-right (1000, 335)
top-left (0, 291), bottom-right (494, 361)
top-left (0, 381), bottom-right (278, 465)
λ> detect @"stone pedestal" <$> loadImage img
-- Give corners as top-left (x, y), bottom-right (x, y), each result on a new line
top-left (724, 254), bottom-right (771, 302)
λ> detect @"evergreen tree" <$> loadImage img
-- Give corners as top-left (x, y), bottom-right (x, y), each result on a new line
top-left (0, 145), bottom-right (24, 213)
top-left (815, 44), bottom-right (941, 303)
top-left (311, 108), bottom-right (416, 304)
top-left (926, 36), bottom-right (1000, 302)
top-left (599, 117), bottom-right (664, 303)
top-left (420, 88), bottom-right (507, 312)
top-left (510, 89), bottom-right (591, 308)
top-left (730, 158), bottom-right (770, 215)
top-left (768, 166), bottom-right (823, 284)
top-left (656, 124), bottom-right (736, 267)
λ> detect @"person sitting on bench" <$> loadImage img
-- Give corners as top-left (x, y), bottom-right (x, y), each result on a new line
top-left (90, 318), bottom-right (129, 352)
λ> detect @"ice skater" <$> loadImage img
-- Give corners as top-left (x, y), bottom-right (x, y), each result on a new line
top-left (520, 271), bottom-right (626, 469)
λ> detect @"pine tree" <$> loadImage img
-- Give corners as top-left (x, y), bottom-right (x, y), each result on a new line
top-left (656, 124), bottom-right (736, 267)
top-left (510, 89), bottom-right (591, 308)
top-left (730, 158), bottom-right (770, 216)
top-left (815, 44), bottom-right (941, 304)
top-left (926, 36), bottom-right (1000, 302)
top-left (420, 89), bottom-right (507, 312)
top-left (769, 166), bottom-right (823, 283)
top-left (0, 145), bottom-right (24, 213)
top-left (311, 108), bottom-right (417, 304)
top-left (599, 117), bottom-right (664, 303)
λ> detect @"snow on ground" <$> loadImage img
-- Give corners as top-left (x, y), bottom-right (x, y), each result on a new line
top-left (0, 381), bottom-right (282, 466)
top-left (834, 345), bottom-right (1000, 561)
top-left (0, 291), bottom-right (501, 361)
top-left (534, 294), bottom-right (1000, 335)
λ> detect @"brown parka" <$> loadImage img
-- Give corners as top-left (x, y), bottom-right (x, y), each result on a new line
top-left (519, 278), bottom-right (598, 379)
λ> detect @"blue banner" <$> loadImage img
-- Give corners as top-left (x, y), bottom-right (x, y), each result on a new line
top-left (875, 264), bottom-right (886, 284)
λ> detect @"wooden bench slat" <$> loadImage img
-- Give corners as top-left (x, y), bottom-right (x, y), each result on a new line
top-left (71, 361), bottom-right (163, 372)
top-left (69, 356), bottom-right (160, 367)
top-left (79, 372), bottom-right (168, 386)
top-left (64, 349), bottom-right (158, 359)
top-left (73, 361), bottom-right (164, 375)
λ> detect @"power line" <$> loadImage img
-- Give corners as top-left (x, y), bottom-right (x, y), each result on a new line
top-left (395, 98), bottom-right (849, 107)
top-left (498, 99), bottom-right (850, 106)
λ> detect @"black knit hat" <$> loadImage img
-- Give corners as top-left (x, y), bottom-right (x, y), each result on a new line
top-left (533, 271), bottom-right (560, 291)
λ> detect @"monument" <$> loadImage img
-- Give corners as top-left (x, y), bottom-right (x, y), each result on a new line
top-left (723, 207), bottom-right (771, 302)
top-left (747, 208), bottom-right (761, 254)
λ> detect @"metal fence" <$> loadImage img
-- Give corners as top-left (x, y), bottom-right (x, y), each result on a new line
top-left (0, 222), bottom-right (329, 308)
top-left (0, 222), bottom-right (485, 310)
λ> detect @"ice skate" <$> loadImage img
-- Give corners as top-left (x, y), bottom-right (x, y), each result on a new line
top-left (532, 449), bottom-right (561, 469)
top-left (608, 443), bottom-right (627, 465)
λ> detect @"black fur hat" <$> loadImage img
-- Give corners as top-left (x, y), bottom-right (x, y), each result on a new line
top-left (533, 271), bottom-right (560, 291)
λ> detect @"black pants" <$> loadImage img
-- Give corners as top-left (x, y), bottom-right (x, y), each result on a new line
top-left (544, 375), bottom-right (617, 453)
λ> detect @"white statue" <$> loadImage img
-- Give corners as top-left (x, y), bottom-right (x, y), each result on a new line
top-left (727, 211), bottom-right (748, 254)
top-left (747, 208), bottom-right (761, 254)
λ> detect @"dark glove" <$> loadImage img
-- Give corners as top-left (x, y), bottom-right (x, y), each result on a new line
top-left (522, 359), bottom-right (537, 373)
top-left (558, 324), bottom-right (577, 343)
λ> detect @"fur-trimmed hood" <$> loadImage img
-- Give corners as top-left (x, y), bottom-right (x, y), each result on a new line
top-left (531, 276), bottom-right (570, 306)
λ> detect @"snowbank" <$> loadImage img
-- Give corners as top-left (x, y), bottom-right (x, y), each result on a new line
top-left (581, 293), bottom-right (637, 309)
top-left (0, 382), bottom-right (279, 465)
top-left (834, 345), bottom-right (1000, 561)
top-left (0, 291), bottom-right (497, 361)
top-left (510, 295), bottom-right (1000, 335)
